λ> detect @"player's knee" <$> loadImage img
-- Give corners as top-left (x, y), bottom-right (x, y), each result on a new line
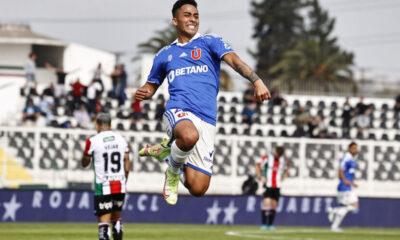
top-left (188, 183), bottom-right (209, 197)
top-left (179, 131), bottom-right (199, 150)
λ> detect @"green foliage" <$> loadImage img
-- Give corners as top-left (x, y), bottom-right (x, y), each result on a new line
top-left (251, 0), bottom-right (355, 94)
top-left (137, 24), bottom-right (178, 54)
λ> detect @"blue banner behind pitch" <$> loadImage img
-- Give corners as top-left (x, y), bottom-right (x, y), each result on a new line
top-left (0, 190), bottom-right (399, 227)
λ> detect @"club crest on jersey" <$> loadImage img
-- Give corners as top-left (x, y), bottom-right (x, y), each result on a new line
top-left (191, 49), bottom-right (201, 60)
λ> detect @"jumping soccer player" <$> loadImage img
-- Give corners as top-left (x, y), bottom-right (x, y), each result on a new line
top-left (82, 113), bottom-right (130, 240)
top-left (255, 146), bottom-right (289, 230)
top-left (328, 142), bottom-right (359, 232)
top-left (135, 0), bottom-right (271, 205)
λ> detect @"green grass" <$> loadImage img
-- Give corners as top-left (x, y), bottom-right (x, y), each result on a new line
top-left (0, 223), bottom-right (399, 240)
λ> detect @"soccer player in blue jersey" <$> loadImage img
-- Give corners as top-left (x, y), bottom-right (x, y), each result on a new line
top-left (328, 142), bottom-right (359, 232)
top-left (135, 0), bottom-right (271, 205)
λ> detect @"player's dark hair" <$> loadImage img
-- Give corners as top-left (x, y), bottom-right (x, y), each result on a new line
top-left (348, 142), bottom-right (357, 148)
top-left (172, 0), bottom-right (197, 17)
top-left (96, 112), bottom-right (111, 126)
top-left (276, 146), bottom-right (285, 157)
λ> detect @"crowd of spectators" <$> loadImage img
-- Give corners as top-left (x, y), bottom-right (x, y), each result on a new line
top-left (20, 52), bottom-right (134, 129)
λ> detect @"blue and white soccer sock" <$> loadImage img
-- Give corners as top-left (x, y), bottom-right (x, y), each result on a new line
top-left (98, 222), bottom-right (110, 240)
top-left (168, 141), bottom-right (192, 174)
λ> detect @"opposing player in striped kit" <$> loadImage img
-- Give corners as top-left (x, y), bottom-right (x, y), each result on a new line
top-left (255, 146), bottom-right (289, 230)
top-left (82, 113), bottom-right (130, 240)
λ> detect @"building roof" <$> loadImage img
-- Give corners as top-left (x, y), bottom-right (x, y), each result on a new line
top-left (0, 24), bottom-right (67, 46)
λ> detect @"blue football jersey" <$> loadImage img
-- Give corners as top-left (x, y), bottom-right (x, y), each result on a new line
top-left (337, 152), bottom-right (358, 192)
top-left (147, 33), bottom-right (234, 125)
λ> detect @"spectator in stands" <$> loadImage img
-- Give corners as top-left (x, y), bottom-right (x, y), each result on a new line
top-left (109, 65), bottom-right (120, 98)
top-left (37, 95), bottom-right (54, 125)
top-left (118, 64), bottom-right (128, 107)
top-left (355, 96), bottom-right (369, 116)
top-left (69, 78), bottom-right (86, 111)
top-left (92, 63), bottom-right (105, 97)
top-left (342, 97), bottom-right (354, 138)
top-left (86, 80), bottom-right (97, 116)
top-left (357, 107), bottom-right (372, 134)
top-left (42, 83), bottom-right (55, 97)
top-left (130, 99), bottom-right (143, 123)
top-left (394, 94), bottom-right (400, 117)
top-left (269, 87), bottom-right (287, 107)
top-left (307, 115), bottom-right (319, 138)
top-left (155, 99), bottom-right (166, 121)
top-left (242, 174), bottom-right (258, 195)
top-left (22, 98), bottom-right (40, 123)
top-left (45, 62), bottom-right (78, 98)
top-left (293, 106), bottom-right (310, 137)
top-left (242, 84), bottom-right (257, 124)
top-left (316, 116), bottom-right (329, 138)
top-left (74, 104), bottom-right (93, 129)
top-left (25, 52), bottom-right (37, 83)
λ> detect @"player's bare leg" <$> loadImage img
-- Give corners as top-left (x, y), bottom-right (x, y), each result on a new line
top-left (183, 165), bottom-right (211, 197)
top-left (98, 213), bottom-right (112, 240)
top-left (111, 211), bottom-right (123, 240)
top-left (262, 198), bottom-right (277, 230)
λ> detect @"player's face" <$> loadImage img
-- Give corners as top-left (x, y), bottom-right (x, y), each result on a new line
top-left (349, 144), bottom-right (358, 156)
top-left (172, 4), bottom-right (199, 39)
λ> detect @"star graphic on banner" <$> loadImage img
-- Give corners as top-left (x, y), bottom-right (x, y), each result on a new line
top-left (2, 194), bottom-right (22, 221)
top-left (205, 200), bottom-right (221, 224)
top-left (222, 200), bottom-right (238, 225)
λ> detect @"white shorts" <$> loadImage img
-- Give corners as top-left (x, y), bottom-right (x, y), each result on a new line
top-left (162, 108), bottom-right (216, 176)
top-left (337, 191), bottom-right (358, 205)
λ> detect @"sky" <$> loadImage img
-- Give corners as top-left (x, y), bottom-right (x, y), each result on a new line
top-left (1, 0), bottom-right (399, 89)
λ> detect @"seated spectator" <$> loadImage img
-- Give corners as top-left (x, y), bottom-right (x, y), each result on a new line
top-left (37, 95), bottom-right (54, 125)
top-left (22, 99), bottom-right (40, 123)
top-left (269, 88), bottom-right (287, 107)
top-left (242, 84), bottom-right (257, 124)
top-left (316, 116), bottom-right (329, 138)
top-left (130, 99), bottom-right (143, 123)
top-left (293, 106), bottom-right (310, 137)
top-left (307, 115), bottom-right (319, 138)
top-left (242, 174), bottom-right (258, 195)
top-left (74, 104), bottom-right (92, 129)
top-left (357, 107), bottom-right (372, 133)
top-left (69, 78), bottom-right (86, 111)
top-left (118, 64), bottom-right (127, 107)
top-left (395, 94), bottom-right (400, 116)
top-left (342, 97), bottom-right (354, 137)
top-left (155, 99), bottom-right (166, 121)
top-left (355, 96), bottom-right (369, 116)
top-left (42, 83), bottom-right (55, 97)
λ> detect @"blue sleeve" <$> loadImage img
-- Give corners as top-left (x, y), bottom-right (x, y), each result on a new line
top-left (147, 53), bottom-right (167, 85)
top-left (206, 35), bottom-right (234, 59)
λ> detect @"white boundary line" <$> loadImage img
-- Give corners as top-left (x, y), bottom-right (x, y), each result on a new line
top-left (225, 229), bottom-right (400, 239)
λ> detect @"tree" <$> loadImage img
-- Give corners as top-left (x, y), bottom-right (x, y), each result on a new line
top-left (250, 0), bottom-right (306, 82)
top-left (269, 0), bottom-right (355, 93)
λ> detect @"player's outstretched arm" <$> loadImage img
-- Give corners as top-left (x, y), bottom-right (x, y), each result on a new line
top-left (222, 52), bottom-right (271, 102)
top-left (134, 82), bottom-right (159, 101)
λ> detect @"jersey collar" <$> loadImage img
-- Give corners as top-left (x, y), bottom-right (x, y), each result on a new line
top-left (172, 33), bottom-right (202, 46)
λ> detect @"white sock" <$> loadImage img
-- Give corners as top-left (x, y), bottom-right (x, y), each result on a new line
top-left (331, 206), bottom-right (349, 229)
top-left (168, 141), bottom-right (192, 174)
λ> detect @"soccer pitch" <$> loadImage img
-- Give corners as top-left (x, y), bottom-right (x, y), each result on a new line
top-left (1, 223), bottom-right (399, 240)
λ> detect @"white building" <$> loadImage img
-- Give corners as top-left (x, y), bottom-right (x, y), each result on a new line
top-left (0, 24), bottom-right (116, 124)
